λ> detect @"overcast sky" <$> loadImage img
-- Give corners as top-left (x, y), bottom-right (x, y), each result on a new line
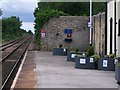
top-left (0, 0), bottom-right (38, 33)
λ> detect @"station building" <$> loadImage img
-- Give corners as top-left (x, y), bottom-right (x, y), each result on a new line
top-left (107, 0), bottom-right (120, 57)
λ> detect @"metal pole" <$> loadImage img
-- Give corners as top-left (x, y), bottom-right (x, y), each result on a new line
top-left (90, 0), bottom-right (92, 45)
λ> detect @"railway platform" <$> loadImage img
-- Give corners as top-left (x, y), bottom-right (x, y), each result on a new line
top-left (12, 51), bottom-right (37, 89)
top-left (12, 51), bottom-right (119, 89)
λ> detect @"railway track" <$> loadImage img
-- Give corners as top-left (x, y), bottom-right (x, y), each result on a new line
top-left (0, 35), bottom-right (33, 89)
top-left (1, 36), bottom-right (31, 62)
top-left (0, 35), bottom-right (28, 51)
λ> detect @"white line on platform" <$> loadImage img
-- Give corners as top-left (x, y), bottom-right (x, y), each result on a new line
top-left (10, 51), bottom-right (28, 90)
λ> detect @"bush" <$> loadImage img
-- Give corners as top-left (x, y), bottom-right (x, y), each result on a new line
top-left (75, 48), bottom-right (79, 53)
top-left (34, 9), bottom-right (69, 50)
top-left (108, 54), bottom-right (116, 58)
top-left (86, 44), bottom-right (95, 57)
top-left (91, 54), bottom-right (100, 62)
top-left (118, 62), bottom-right (120, 68)
top-left (116, 57), bottom-right (120, 67)
top-left (59, 44), bottom-right (63, 48)
top-left (71, 48), bottom-right (79, 52)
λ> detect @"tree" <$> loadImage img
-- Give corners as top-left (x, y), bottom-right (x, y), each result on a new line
top-left (93, 2), bottom-right (105, 15)
top-left (2, 16), bottom-right (27, 41)
top-left (2, 16), bottom-right (22, 35)
top-left (34, 9), bottom-right (69, 50)
top-left (28, 30), bottom-right (33, 35)
top-left (36, 2), bottom-right (105, 16)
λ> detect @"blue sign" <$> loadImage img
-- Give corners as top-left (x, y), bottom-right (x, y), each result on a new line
top-left (64, 29), bottom-right (73, 34)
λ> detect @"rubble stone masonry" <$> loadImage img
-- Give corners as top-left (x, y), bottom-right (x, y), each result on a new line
top-left (40, 14), bottom-right (105, 55)
top-left (41, 16), bottom-right (89, 52)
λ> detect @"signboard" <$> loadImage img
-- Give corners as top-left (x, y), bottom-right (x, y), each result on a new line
top-left (103, 60), bottom-right (108, 67)
top-left (88, 22), bottom-right (92, 27)
top-left (41, 29), bottom-right (46, 38)
top-left (80, 59), bottom-right (86, 64)
top-left (63, 48), bottom-right (66, 52)
top-left (90, 58), bottom-right (94, 63)
top-left (64, 29), bottom-right (73, 34)
top-left (71, 54), bottom-right (76, 58)
top-left (41, 33), bottom-right (45, 38)
top-left (64, 29), bottom-right (73, 42)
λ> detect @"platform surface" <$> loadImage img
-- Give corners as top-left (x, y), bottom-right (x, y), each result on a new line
top-left (35, 51), bottom-right (119, 88)
top-left (14, 51), bottom-right (37, 89)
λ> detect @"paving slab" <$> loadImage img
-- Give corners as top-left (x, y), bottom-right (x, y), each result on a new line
top-left (35, 51), bottom-right (119, 88)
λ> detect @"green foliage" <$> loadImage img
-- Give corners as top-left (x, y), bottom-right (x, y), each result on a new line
top-left (86, 45), bottom-right (95, 57)
top-left (34, 9), bottom-right (69, 29)
top-left (28, 30), bottom-right (33, 35)
top-left (115, 57), bottom-right (120, 68)
top-left (34, 8), bottom-right (69, 50)
top-left (108, 54), bottom-right (116, 58)
top-left (75, 48), bottom-right (79, 53)
top-left (2, 16), bottom-right (28, 42)
top-left (76, 54), bottom-right (83, 57)
top-left (73, 48), bottom-right (79, 52)
top-left (71, 48), bottom-right (79, 52)
top-left (34, 2), bottom-right (105, 50)
top-left (93, 2), bottom-right (106, 15)
top-left (70, 48), bottom-right (84, 55)
top-left (118, 62), bottom-right (120, 68)
top-left (91, 54), bottom-right (100, 62)
top-left (37, 2), bottom-right (105, 16)
top-left (34, 29), bottom-right (41, 50)
top-left (59, 44), bottom-right (63, 48)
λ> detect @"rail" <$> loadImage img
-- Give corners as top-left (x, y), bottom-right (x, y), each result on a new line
top-left (0, 35), bottom-right (33, 90)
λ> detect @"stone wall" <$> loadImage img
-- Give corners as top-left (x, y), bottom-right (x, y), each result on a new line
top-left (40, 14), bottom-right (106, 55)
top-left (92, 12), bottom-right (105, 55)
top-left (41, 16), bottom-right (89, 52)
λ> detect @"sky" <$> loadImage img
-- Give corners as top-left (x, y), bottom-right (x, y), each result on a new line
top-left (0, 0), bottom-right (107, 34)
top-left (0, 0), bottom-right (38, 34)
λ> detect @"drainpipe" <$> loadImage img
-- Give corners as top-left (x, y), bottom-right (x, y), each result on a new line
top-left (114, 0), bottom-right (116, 55)
top-left (105, 2), bottom-right (107, 55)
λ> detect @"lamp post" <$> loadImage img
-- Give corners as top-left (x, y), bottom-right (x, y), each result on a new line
top-left (89, 0), bottom-right (92, 45)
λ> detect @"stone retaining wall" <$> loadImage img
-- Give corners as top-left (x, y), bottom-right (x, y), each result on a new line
top-left (40, 13), bottom-right (106, 55)
top-left (41, 16), bottom-right (89, 52)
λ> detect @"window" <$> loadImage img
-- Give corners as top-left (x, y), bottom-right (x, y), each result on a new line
top-left (110, 18), bottom-right (113, 54)
top-left (118, 19), bottom-right (120, 36)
